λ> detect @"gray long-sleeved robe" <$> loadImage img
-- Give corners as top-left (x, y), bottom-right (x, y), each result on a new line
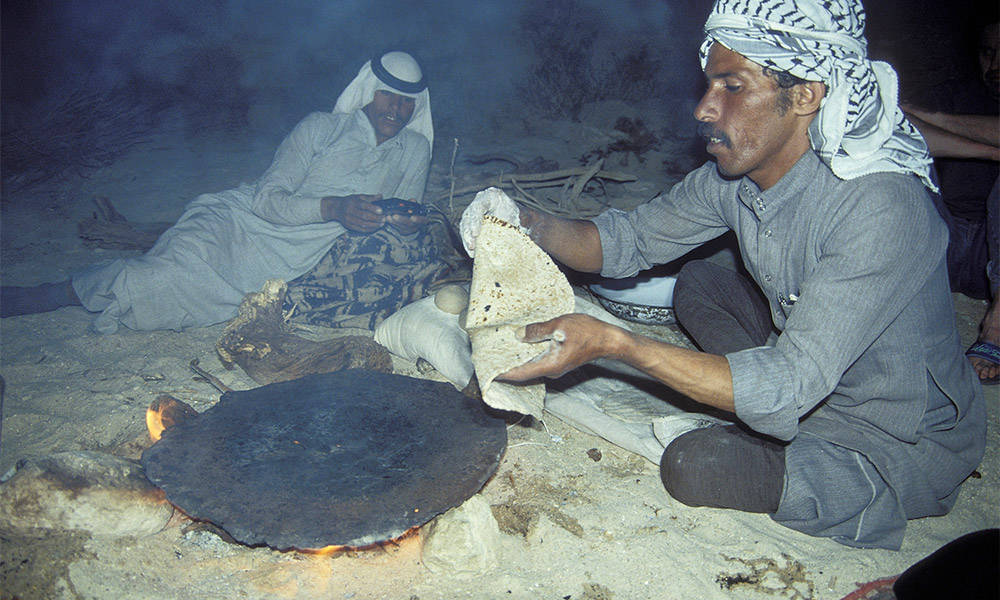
top-left (593, 151), bottom-right (985, 548)
top-left (73, 109), bottom-right (430, 334)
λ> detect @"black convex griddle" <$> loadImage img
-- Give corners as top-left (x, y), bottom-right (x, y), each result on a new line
top-left (142, 369), bottom-right (507, 550)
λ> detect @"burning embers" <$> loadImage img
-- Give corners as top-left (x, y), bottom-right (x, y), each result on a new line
top-left (145, 394), bottom-right (199, 442)
top-left (306, 526), bottom-right (421, 557)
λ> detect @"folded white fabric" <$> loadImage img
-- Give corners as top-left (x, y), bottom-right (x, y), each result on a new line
top-left (652, 414), bottom-right (726, 448)
top-left (542, 296), bottom-right (731, 464)
top-left (376, 291), bottom-right (729, 466)
top-left (374, 294), bottom-right (473, 389)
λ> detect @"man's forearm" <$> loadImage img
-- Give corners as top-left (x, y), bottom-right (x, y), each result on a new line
top-left (503, 313), bottom-right (735, 414)
top-left (905, 108), bottom-right (1000, 150)
top-left (909, 115), bottom-right (1000, 160)
top-left (927, 113), bottom-right (998, 147)
top-left (519, 205), bottom-right (604, 273)
top-left (614, 330), bottom-right (736, 413)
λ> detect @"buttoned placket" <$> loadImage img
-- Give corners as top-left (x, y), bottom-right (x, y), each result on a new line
top-left (742, 180), bottom-right (794, 323)
top-left (740, 181), bottom-right (768, 216)
top-left (753, 184), bottom-right (800, 316)
top-left (741, 181), bottom-right (777, 284)
top-left (759, 193), bottom-right (772, 285)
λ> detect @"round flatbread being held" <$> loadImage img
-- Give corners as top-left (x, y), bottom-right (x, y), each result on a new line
top-left (467, 210), bottom-right (574, 417)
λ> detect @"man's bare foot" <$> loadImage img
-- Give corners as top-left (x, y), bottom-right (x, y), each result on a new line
top-left (968, 297), bottom-right (1000, 384)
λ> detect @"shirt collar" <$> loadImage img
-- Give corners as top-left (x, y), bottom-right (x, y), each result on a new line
top-left (737, 151), bottom-right (825, 215)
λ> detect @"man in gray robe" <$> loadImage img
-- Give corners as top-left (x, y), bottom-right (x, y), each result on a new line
top-left (460, 0), bottom-right (985, 549)
top-left (2, 50), bottom-right (437, 334)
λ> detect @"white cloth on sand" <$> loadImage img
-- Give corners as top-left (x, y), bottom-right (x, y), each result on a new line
top-left (376, 291), bottom-right (719, 464)
top-left (545, 298), bottom-right (728, 464)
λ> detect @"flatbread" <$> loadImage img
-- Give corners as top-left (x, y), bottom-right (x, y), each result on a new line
top-left (467, 213), bottom-right (575, 417)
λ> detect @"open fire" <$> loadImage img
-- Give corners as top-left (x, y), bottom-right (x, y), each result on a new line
top-left (145, 394), bottom-right (198, 442)
top-left (141, 370), bottom-right (504, 554)
top-left (304, 526), bottom-right (421, 556)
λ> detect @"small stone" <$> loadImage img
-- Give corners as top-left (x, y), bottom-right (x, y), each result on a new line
top-left (420, 495), bottom-right (500, 577)
top-left (0, 450), bottom-right (173, 537)
top-left (434, 285), bottom-right (469, 315)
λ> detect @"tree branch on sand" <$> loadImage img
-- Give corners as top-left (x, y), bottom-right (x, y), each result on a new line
top-left (432, 161), bottom-right (636, 218)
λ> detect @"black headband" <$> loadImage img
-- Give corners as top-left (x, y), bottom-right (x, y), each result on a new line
top-left (371, 53), bottom-right (427, 94)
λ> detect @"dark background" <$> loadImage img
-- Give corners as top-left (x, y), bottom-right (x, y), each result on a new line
top-left (1, 0), bottom-right (992, 201)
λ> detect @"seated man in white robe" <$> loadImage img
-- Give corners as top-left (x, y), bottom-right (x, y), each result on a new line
top-left (2, 50), bottom-right (445, 333)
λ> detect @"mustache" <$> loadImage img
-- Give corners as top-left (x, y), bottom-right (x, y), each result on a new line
top-left (697, 122), bottom-right (731, 147)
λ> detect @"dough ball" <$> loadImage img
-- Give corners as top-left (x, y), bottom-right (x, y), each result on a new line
top-left (435, 284), bottom-right (469, 315)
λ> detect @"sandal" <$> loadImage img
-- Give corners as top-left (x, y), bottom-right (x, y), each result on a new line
top-left (966, 341), bottom-right (1000, 385)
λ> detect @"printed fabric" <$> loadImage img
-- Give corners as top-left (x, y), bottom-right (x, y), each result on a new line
top-left (285, 224), bottom-right (451, 330)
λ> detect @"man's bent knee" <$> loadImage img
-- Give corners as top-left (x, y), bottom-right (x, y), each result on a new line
top-left (659, 426), bottom-right (723, 508)
top-left (672, 260), bottom-right (715, 313)
top-left (659, 425), bottom-right (785, 513)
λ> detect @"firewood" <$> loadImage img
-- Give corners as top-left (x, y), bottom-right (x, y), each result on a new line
top-left (215, 279), bottom-right (392, 385)
top-left (77, 197), bottom-right (171, 251)
top-left (434, 165), bottom-right (636, 201)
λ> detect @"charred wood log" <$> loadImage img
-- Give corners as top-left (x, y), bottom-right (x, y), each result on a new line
top-left (216, 280), bottom-right (393, 385)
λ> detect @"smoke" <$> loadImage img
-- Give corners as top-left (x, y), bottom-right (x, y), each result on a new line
top-left (2, 0), bottom-right (710, 139)
top-left (3, 0), bottom-right (978, 149)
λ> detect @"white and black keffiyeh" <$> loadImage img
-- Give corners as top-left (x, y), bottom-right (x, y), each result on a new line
top-left (701, 0), bottom-right (936, 191)
top-left (334, 50), bottom-right (434, 149)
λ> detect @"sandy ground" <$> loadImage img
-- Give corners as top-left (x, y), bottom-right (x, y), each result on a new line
top-left (1, 104), bottom-right (997, 600)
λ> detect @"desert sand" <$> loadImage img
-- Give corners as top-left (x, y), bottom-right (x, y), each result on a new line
top-left (1, 101), bottom-right (997, 600)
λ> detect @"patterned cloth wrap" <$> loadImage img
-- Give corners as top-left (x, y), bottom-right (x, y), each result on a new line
top-left (701, 0), bottom-right (936, 191)
top-left (285, 224), bottom-right (451, 330)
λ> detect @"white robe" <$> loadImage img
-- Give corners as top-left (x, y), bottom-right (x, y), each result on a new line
top-left (73, 109), bottom-right (431, 333)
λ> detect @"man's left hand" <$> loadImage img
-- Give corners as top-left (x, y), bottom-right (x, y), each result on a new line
top-left (499, 313), bottom-right (629, 381)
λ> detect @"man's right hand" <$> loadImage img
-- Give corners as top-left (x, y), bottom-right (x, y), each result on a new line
top-left (321, 194), bottom-right (385, 232)
top-left (458, 187), bottom-right (523, 257)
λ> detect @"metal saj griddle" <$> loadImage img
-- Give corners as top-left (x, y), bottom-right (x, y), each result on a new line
top-left (141, 369), bottom-right (507, 550)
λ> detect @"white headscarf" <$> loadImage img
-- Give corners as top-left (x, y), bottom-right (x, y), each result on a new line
top-left (701, 0), bottom-right (936, 191)
top-left (333, 51), bottom-right (434, 149)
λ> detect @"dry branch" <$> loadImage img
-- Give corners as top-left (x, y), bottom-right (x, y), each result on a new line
top-left (434, 165), bottom-right (636, 200)
top-left (2, 87), bottom-right (165, 196)
top-left (77, 197), bottom-right (171, 251)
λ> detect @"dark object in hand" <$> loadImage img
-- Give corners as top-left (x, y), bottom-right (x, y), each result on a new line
top-left (372, 198), bottom-right (428, 216)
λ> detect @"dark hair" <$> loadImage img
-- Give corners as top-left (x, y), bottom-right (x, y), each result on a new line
top-left (762, 66), bottom-right (809, 89)
top-left (762, 66), bottom-right (808, 115)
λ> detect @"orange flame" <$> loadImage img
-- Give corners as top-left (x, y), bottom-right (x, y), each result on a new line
top-left (146, 395), bottom-right (199, 442)
top-left (146, 406), bottom-right (166, 442)
top-left (301, 526), bottom-right (421, 557)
